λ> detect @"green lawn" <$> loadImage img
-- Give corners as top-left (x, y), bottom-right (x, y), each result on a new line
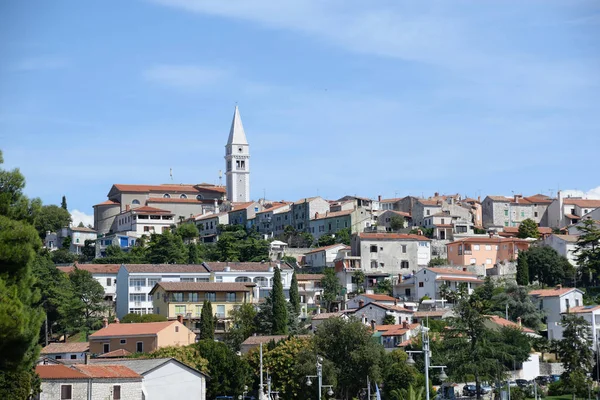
top-left (528, 396), bottom-right (579, 400)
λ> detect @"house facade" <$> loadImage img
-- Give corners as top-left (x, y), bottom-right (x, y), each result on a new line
top-left (113, 205), bottom-right (175, 236)
top-left (44, 226), bottom-right (98, 254)
top-left (194, 212), bottom-right (229, 243)
top-left (304, 244), bottom-right (349, 268)
top-left (291, 197), bottom-right (330, 232)
top-left (296, 274), bottom-right (324, 307)
top-left (89, 320), bottom-right (195, 355)
top-left (446, 237), bottom-right (530, 268)
top-left (39, 343), bottom-right (89, 363)
top-left (353, 302), bottom-right (414, 326)
top-left (547, 191), bottom-right (600, 229)
top-left (228, 201), bottom-right (263, 228)
top-left (543, 234), bottom-right (579, 266)
top-left (58, 263), bottom-right (120, 303)
top-left (529, 286), bottom-right (584, 341)
top-left (482, 194), bottom-right (553, 228)
top-left (396, 267), bottom-right (483, 302)
top-left (255, 203), bottom-right (292, 239)
top-left (377, 210), bottom-right (411, 231)
top-left (563, 305), bottom-right (600, 350)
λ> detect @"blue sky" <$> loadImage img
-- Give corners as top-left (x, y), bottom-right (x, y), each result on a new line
top-left (1, 0), bottom-right (599, 225)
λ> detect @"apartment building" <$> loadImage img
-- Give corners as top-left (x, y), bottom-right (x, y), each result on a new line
top-left (446, 237), bottom-right (530, 268)
top-left (530, 286), bottom-right (584, 341)
top-left (396, 267), bottom-right (483, 301)
top-left (58, 263), bottom-right (119, 303)
top-left (255, 202), bottom-right (291, 238)
top-left (113, 205), bottom-right (174, 236)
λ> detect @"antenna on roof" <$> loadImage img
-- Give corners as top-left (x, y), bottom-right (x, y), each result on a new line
top-left (170, 168), bottom-right (173, 182)
top-left (218, 170), bottom-right (222, 186)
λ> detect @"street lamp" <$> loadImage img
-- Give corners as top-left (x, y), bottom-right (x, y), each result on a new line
top-left (306, 355), bottom-right (334, 400)
top-left (405, 326), bottom-right (448, 400)
top-left (238, 385), bottom-right (249, 400)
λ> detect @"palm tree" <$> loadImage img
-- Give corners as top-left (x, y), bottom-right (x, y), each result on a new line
top-left (390, 385), bottom-right (425, 400)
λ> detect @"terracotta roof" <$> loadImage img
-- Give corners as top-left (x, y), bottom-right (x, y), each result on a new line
top-left (112, 183), bottom-right (225, 194)
top-left (529, 287), bottom-right (580, 297)
top-left (375, 323), bottom-right (420, 336)
top-left (70, 226), bottom-right (97, 233)
top-left (447, 237), bottom-right (530, 245)
top-left (151, 281), bottom-right (255, 293)
top-left (369, 302), bottom-right (414, 313)
top-left (413, 310), bottom-right (452, 318)
top-left (293, 197), bottom-right (319, 205)
top-left (419, 200), bottom-right (442, 206)
top-left (388, 210), bottom-right (411, 218)
top-left (305, 244), bottom-right (349, 254)
top-left (97, 349), bottom-right (132, 358)
top-left (94, 199), bottom-right (120, 207)
top-left (313, 210), bottom-right (353, 220)
top-left (501, 226), bottom-right (553, 235)
top-left (565, 213), bottom-right (580, 220)
top-left (229, 202), bottom-right (256, 212)
top-left (89, 321), bottom-right (178, 338)
top-left (194, 212), bottom-right (228, 221)
top-left (206, 261), bottom-right (293, 272)
top-left (73, 364), bottom-right (142, 379)
top-left (123, 264), bottom-right (210, 273)
top-left (148, 197), bottom-right (218, 204)
top-left (241, 335), bottom-right (311, 345)
top-left (362, 294), bottom-right (397, 301)
top-left (36, 365), bottom-right (89, 379)
top-left (41, 342), bottom-right (89, 354)
top-left (564, 305), bottom-right (600, 314)
top-left (486, 315), bottom-right (535, 333)
top-left (296, 274), bottom-right (325, 281)
top-left (436, 276), bottom-right (483, 283)
top-left (564, 199), bottom-right (600, 208)
top-left (311, 312), bottom-right (344, 320)
top-left (524, 195), bottom-right (554, 204)
top-left (256, 203), bottom-right (290, 214)
top-left (426, 267), bottom-right (479, 276)
top-left (58, 263), bottom-right (120, 275)
top-left (379, 198), bottom-right (404, 203)
top-left (358, 233), bottom-right (431, 241)
top-left (551, 234), bottom-right (579, 243)
top-left (436, 224), bottom-right (453, 228)
top-left (129, 205), bottom-right (172, 214)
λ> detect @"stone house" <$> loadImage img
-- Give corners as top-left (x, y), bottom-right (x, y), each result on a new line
top-left (227, 201), bottom-right (263, 229)
top-left (194, 211), bottom-right (229, 243)
top-left (291, 196), bottom-right (330, 232)
top-left (482, 194), bottom-right (553, 229)
top-left (377, 210), bottom-right (412, 231)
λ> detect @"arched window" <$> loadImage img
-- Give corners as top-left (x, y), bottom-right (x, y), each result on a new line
top-left (196, 194), bottom-right (204, 200)
top-left (163, 194), bottom-right (171, 198)
top-left (180, 194), bottom-right (187, 199)
top-left (235, 276), bottom-right (251, 283)
top-left (132, 199), bottom-right (140, 205)
top-left (254, 277), bottom-right (268, 287)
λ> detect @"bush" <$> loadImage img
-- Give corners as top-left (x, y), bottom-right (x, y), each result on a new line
top-left (547, 380), bottom-right (564, 395)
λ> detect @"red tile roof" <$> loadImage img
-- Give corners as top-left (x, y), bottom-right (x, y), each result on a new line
top-left (97, 349), bottom-right (132, 358)
top-left (151, 281), bottom-right (255, 293)
top-left (70, 226), bottom-right (97, 233)
top-left (379, 198), bottom-right (404, 203)
top-left (362, 294), bottom-right (397, 301)
top-left (564, 199), bottom-right (600, 208)
top-left (58, 263), bottom-right (120, 275)
top-left (123, 264), bottom-right (210, 273)
top-left (313, 210), bottom-right (353, 220)
top-left (564, 305), bottom-right (600, 314)
top-left (94, 199), bottom-right (120, 207)
top-left (448, 237), bottom-right (530, 245)
top-left (194, 212), bottom-right (228, 221)
top-left (229, 202), bottom-right (257, 212)
top-left (426, 267), bottom-right (479, 276)
top-left (296, 274), bottom-right (325, 281)
top-left (358, 233), bottom-right (431, 241)
top-left (413, 310), bottom-right (452, 318)
top-left (565, 213), bottom-right (580, 220)
top-left (73, 364), bottom-right (142, 379)
top-left (369, 302), bottom-right (414, 313)
top-left (36, 365), bottom-right (89, 379)
top-left (486, 315), bottom-right (535, 333)
top-left (529, 287), bottom-right (580, 297)
top-left (436, 276), bottom-right (483, 283)
top-left (375, 323), bottom-right (420, 336)
top-left (130, 205), bottom-right (173, 214)
top-left (89, 321), bottom-right (179, 338)
top-left (206, 261), bottom-right (293, 272)
top-left (305, 243), bottom-right (349, 254)
top-left (41, 342), bottom-right (89, 354)
top-left (148, 197), bottom-right (218, 204)
top-left (112, 183), bottom-right (225, 194)
top-left (311, 312), bottom-right (345, 320)
top-left (419, 200), bottom-right (442, 206)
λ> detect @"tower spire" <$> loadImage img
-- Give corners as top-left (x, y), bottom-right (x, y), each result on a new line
top-left (224, 105), bottom-right (250, 202)
top-left (227, 105), bottom-right (248, 145)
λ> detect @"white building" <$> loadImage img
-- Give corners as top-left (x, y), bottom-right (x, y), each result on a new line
top-left (39, 343), bottom-right (89, 363)
top-left (563, 305), bottom-right (600, 351)
top-left (225, 105), bottom-right (250, 202)
top-left (255, 203), bottom-right (292, 239)
top-left (57, 263), bottom-right (119, 302)
top-left (304, 244), bottom-right (349, 268)
top-left (44, 226), bottom-right (98, 255)
top-left (396, 267), bottom-right (483, 302)
top-left (530, 286), bottom-right (584, 341)
top-left (95, 232), bottom-right (139, 258)
top-left (36, 364), bottom-right (142, 400)
top-left (547, 191), bottom-right (600, 229)
top-left (114, 205), bottom-right (175, 236)
top-left (543, 234), bottom-right (579, 266)
top-left (296, 274), bottom-right (324, 308)
top-left (567, 207), bottom-right (600, 235)
top-left (353, 302), bottom-right (414, 325)
top-left (91, 357), bottom-right (208, 400)
top-left (346, 293), bottom-right (398, 310)
top-left (194, 211), bottom-right (229, 242)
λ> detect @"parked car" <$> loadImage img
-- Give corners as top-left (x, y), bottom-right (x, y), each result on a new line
top-left (535, 375), bottom-right (552, 385)
top-left (515, 379), bottom-right (530, 388)
top-left (479, 384), bottom-right (492, 394)
top-left (462, 385), bottom-right (477, 397)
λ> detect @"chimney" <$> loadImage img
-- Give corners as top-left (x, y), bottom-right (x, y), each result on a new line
top-left (434, 192), bottom-right (439, 197)
top-left (114, 318), bottom-right (119, 324)
top-left (402, 321), bottom-right (409, 329)
top-left (125, 204), bottom-right (130, 211)
top-left (370, 320), bottom-right (376, 331)
top-left (517, 317), bottom-right (522, 327)
top-left (378, 195), bottom-right (382, 202)
top-left (84, 353), bottom-right (90, 365)
top-left (177, 314), bottom-right (183, 324)
top-left (359, 299), bottom-right (365, 308)
top-left (102, 317), bottom-right (109, 328)
top-left (556, 284), bottom-right (562, 290)
top-left (477, 196), bottom-right (481, 202)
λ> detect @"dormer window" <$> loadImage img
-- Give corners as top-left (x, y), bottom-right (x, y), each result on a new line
top-left (180, 194), bottom-right (187, 199)
top-left (132, 199), bottom-right (140, 205)
top-left (196, 194), bottom-right (204, 200)
top-left (163, 194), bottom-right (171, 198)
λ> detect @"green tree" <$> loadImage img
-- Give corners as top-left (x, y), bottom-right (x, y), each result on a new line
top-left (375, 279), bottom-right (393, 296)
top-left (196, 339), bottom-right (250, 400)
top-left (383, 314), bottom-right (396, 325)
top-left (289, 271), bottom-right (301, 314)
top-left (382, 351), bottom-right (420, 398)
top-left (575, 220), bottom-right (600, 286)
top-left (390, 215), bottom-right (405, 231)
top-left (335, 228), bottom-right (351, 246)
top-left (34, 205), bottom-right (72, 238)
top-left (121, 313), bottom-right (167, 323)
top-left (321, 268), bottom-right (341, 312)
top-left (516, 252), bottom-right (529, 285)
top-left (525, 245), bottom-right (574, 287)
top-left (517, 218), bottom-right (540, 239)
top-left (199, 300), bottom-right (215, 340)
top-left (147, 230), bottom-right (187, 264)
top-left (272, 266), bottom-right (288, 334)
top-left (352, 270), bottom-right (365, 293)
top-left (188, 243), bottom-right (200, 264)
top-left (558, 314), bottom-right (594, 396)
top-left (313, 317), bottom-right (385, 399)
top-left (61, 195), bottom-right (67, 210)
top-left (490, 283), bottom-right (543, 330)
top-left (69, 268), bottom-right (108, 333)
top-left (318, 234), bottom-right (336, 247)
top-left (81, 239), bottom-right (96, 262)
top-left (177, 222), bottom-right (199, 244)
top-left (428, 257), bottom-right (448, 267)
top-left (224, 303), bottom-right (257, 351)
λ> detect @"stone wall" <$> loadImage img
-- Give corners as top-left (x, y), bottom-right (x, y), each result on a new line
top-left (431, 239), bottom-right (449, 259)
top-left (486, 261), bottom-right (517, 281)
top-left (539, 361), bottom-right (565, 376)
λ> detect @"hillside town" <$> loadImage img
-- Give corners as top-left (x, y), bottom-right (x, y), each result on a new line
top-left (2, 104), bottom-right (600, 400)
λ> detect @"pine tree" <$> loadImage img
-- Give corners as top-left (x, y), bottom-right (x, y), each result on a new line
top-left (516, 253), bottom-right (529, 286)
top-left (289, 271), bottom-right (300, 314)
top-left (271, 266), bottom-right (288, 334)
top-left (61, 195), bottom-right (67, 210)
top-left (199, 300), bottom-right (215, 340)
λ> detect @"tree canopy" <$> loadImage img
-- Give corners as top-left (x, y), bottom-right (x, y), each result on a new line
top-left (575, 220), bottom-right (600, 286)
top-left (524, 245), bottom-right (574, 287)
top-left (321, 268), bottom-right (342, 311)
top-left (198, 300), bottom-right (215, 340)
top-left (271, 267), bottom-right (288, 334)
top-left (517, 218), bottom-right (540, 239)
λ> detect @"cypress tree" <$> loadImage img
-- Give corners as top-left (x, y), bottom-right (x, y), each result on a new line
top-left (271, 266), bottom-right (288, 334)
top-left (516, 253), bottom-right (529, 286)
top-left (289, 271), bottom-right (301, 314)
top-left (188, 243), bottom-right (199, 264)
top-left (61, 195), bottom-right (67, 210)
top-left (199, 300), bottom-right (214, 340)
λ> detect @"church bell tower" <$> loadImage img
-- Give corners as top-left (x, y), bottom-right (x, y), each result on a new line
top-left (225, 106), bottom-right (250, 202)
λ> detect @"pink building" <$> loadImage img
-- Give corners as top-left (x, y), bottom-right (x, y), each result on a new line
top-left (446, 237), bottom-right (530, 268)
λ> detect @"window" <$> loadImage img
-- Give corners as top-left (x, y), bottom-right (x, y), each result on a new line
top-left (70, 354), bottom-right (77, 359)
top-left (56, 355), bottom-right (62, 359)
top-left (235, 276), bottom-right (251, 282)
top-left (486, 258), bottom-right (492, 264)
top-left (120, 339), bottom-right (126, 344)
top-left (401, 261), bottom-right (409, 269)
top-left (217, 305), bottom-right (225, 317)
top-left (565, 299), bottom-right (570, 309)
top-left (401, 245), bottom-right (407, 253)
top-left (175, 305), bottom-right (186, 314)
top-left (61, 385), bottom-right (72, 400)
top-left (520, 211), bottom-right (525, 218)
top-left (189, 293), bottom-right (199, 302)
top-left (215, 276), bottom-right (223, 283)
top-left (180, 194), bottom-right (187, 199)
top-left (469, 258), bottom-right (476, 265)
top-left (103, 343), bottom-right (110, 353)
top-left (534, 211), bottom-right (538, 218)
top-left (504, 210), bottom-right (508, 216)
top-left (205, 292), bottom-right (216, 302)
top-left (426, 210), bottom-right (430, 216)
top-left (473, 245), bottom-right (480, 251)
top-left (175, 326), bottom-right (179, 333)
top-left (137, 342), bottom-right (143, 353)
top-left (180, 277), bottom-right (194, 282)
top-left (226, 292), bottom-right (236, 302)
top-left (106, 278), bottom-right (112, 286)
top-left (370, 245), bottom-right (377, 253)
top-left (441, 218), bottom-right (445, 224)
top-left (172, 292), bottom-right (184, 302)
top-left (147, 278), bottom-right (161, 287)
top-left (163, 193), bottom-right (171, 198)
top-left (504, 221), bottom-right (509, 227)
top-left (418, 282), bottom-right (424, 287)
top-left (113, 386), bottom-right (121, 400)
top-left (576, 299), bottom-right (580, 307)
top-left (129, 278), bottom-right (145, 288)
top-left (485, 245), bottom-right (491, 251)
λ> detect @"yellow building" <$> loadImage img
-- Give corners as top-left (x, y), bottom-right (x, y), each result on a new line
top-left (149, 281), bottom-right (256, 336)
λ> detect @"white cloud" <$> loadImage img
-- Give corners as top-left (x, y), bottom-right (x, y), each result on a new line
top-left (70, 209), bottom-right (94, 228)
top-left (561, 186), bottom-right (600, 199)
top-left (142, 64), bottom-right (229, 89)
